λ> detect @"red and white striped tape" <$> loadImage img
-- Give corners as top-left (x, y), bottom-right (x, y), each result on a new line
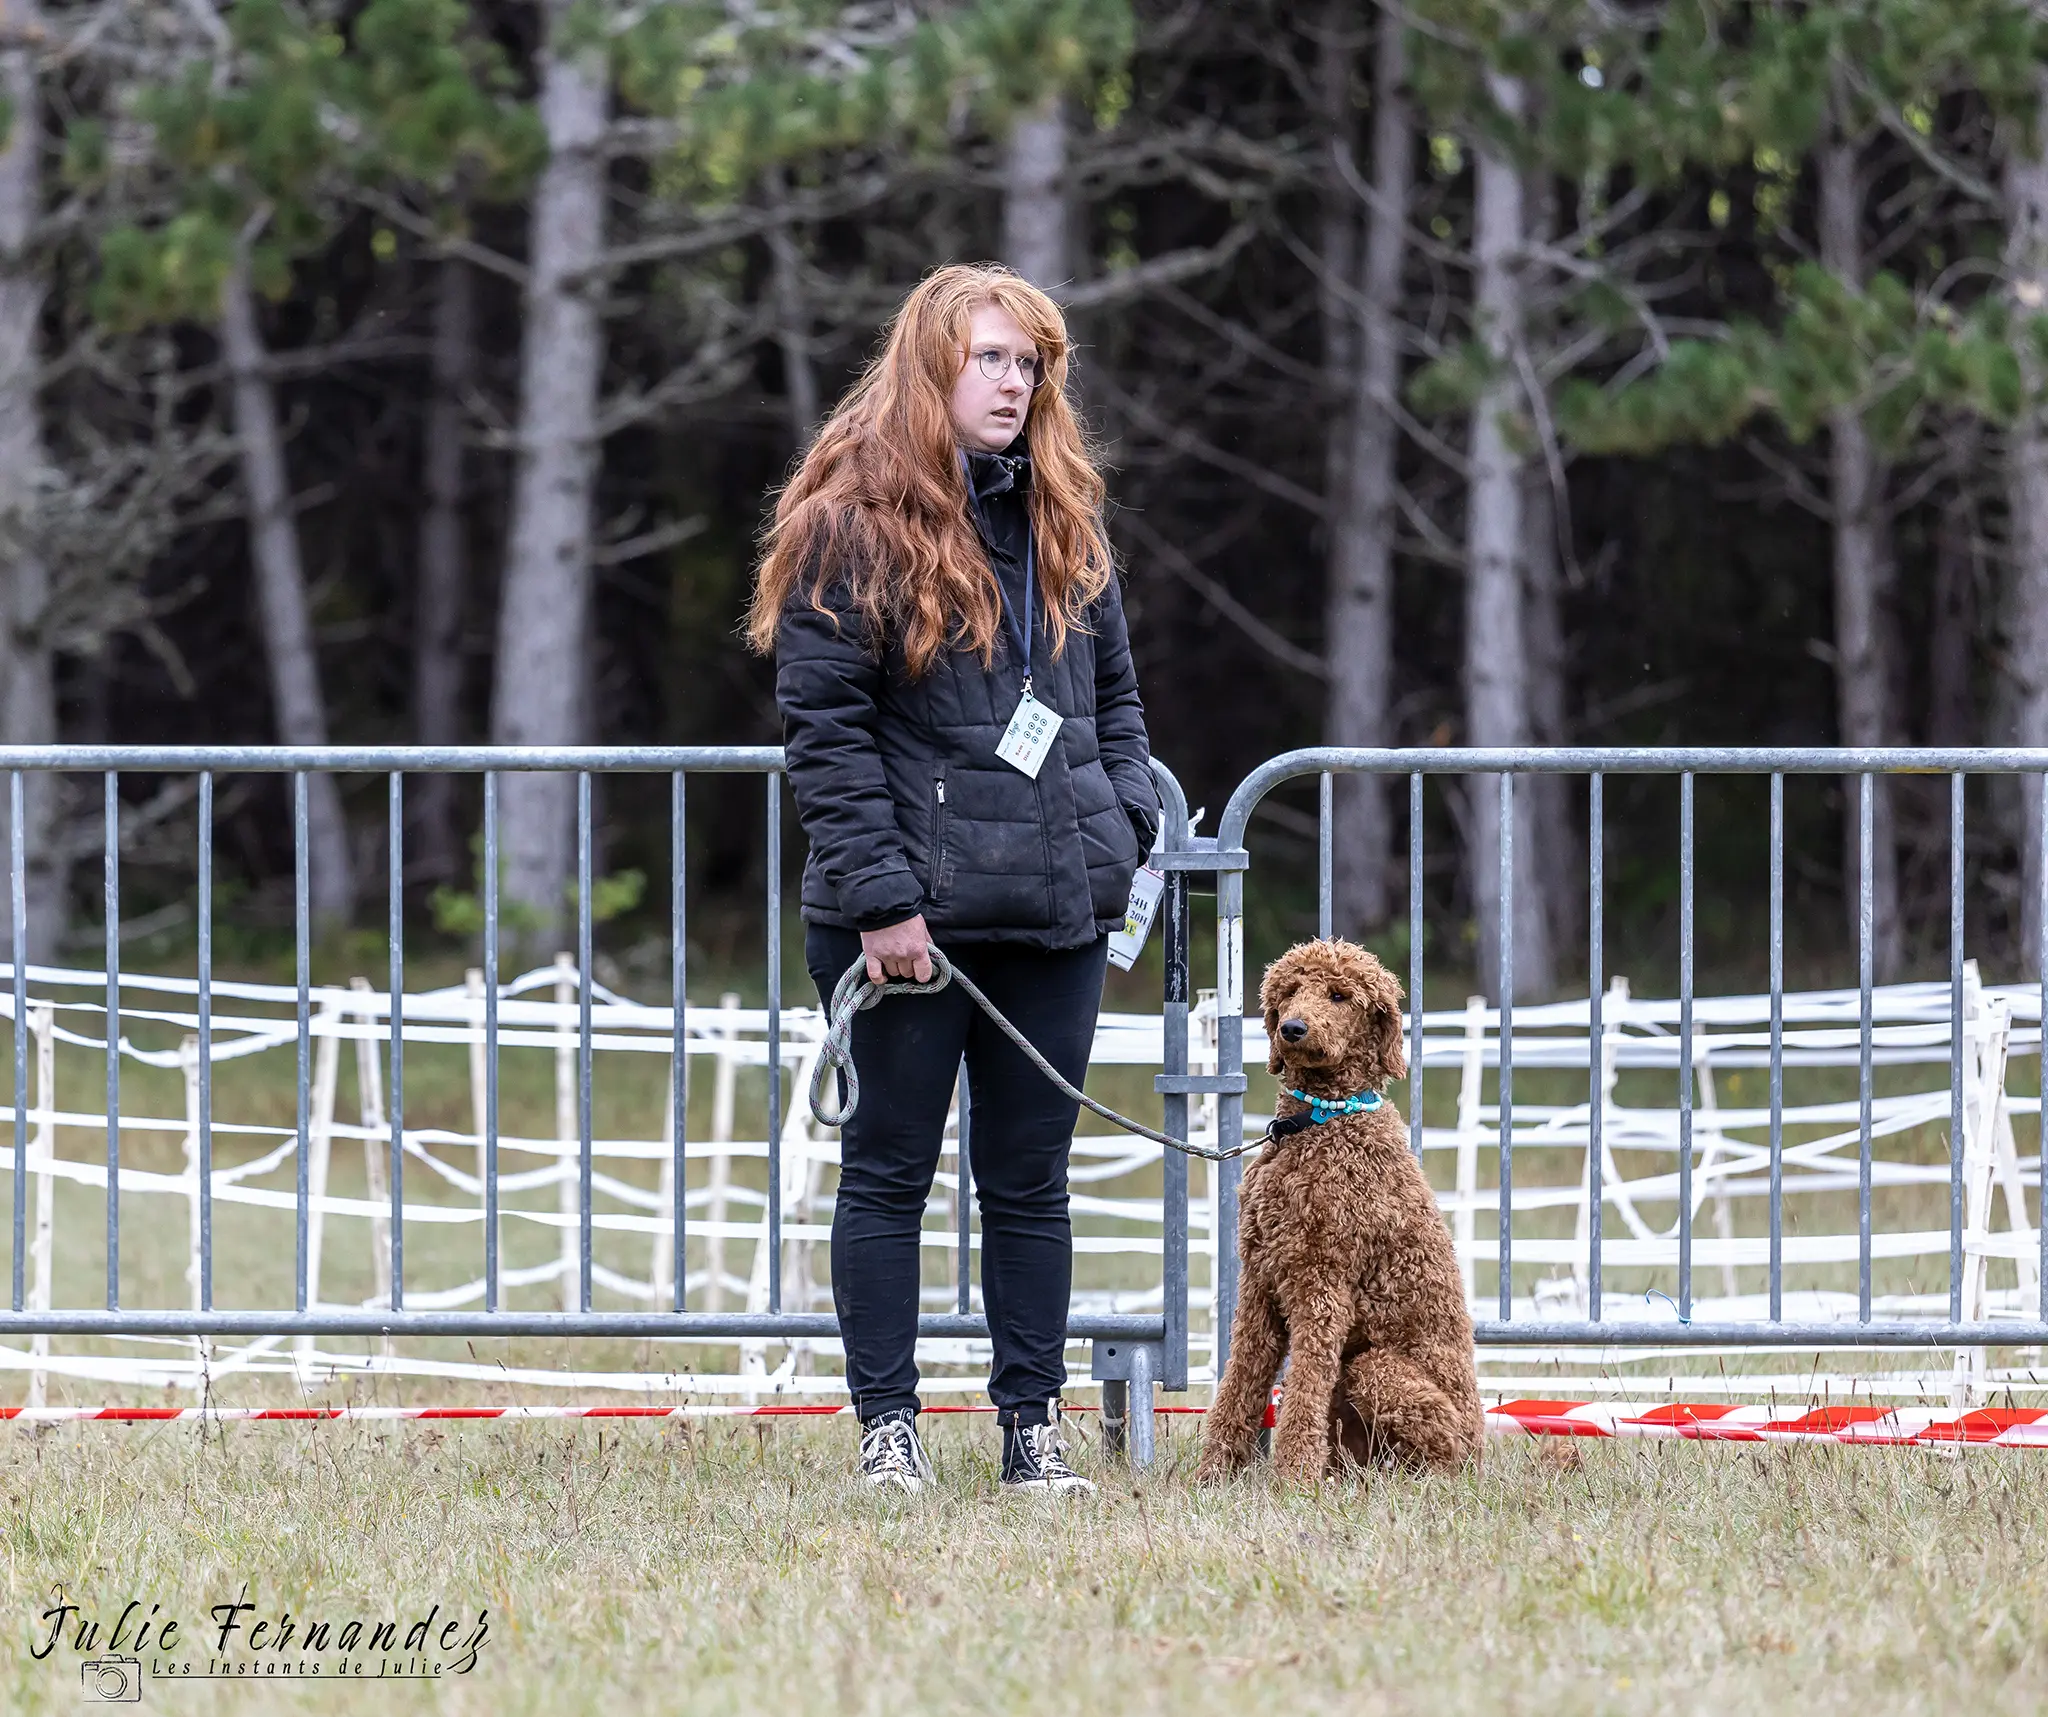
top-left (0, 1398), bottom-right (2043, 1446)
top-left (1485, 1398), bottom-right (2048, 1448)
top-left (0, 1405), bottom-right (864, 1423)
top-left (0, 1404), bottom-right (1168, 1423)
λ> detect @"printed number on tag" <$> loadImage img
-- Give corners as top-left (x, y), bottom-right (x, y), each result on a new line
top-left (995, 691), bottom-right (1062, 778)
top-left (1107, 865), bottom-right (1166, 971)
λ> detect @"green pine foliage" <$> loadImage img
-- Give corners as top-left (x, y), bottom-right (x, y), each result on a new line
top-left (92, 0), bottom-right (1130, 326)
top-left (1402, 0), bottom-right (2048, 461)
top-left (614, 0), bottom-right (1132, 200)
top-left (93, 0), bottom-right (534, 329)
top-left (1560, 268), bottom-right (2033, 453)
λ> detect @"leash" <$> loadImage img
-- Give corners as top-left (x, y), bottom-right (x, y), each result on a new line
top-left (808, 947), bottom-right (1262, 1162)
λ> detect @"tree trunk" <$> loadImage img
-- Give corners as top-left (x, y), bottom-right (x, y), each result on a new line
top-left (1001, 95), bottom-right (1069, 289)
top-left (0, 3), bottom-right (60, 961)
top-left (1518, 160), bottom-right (1580, 967)
top-left (1818, 130), bottom-right (1902, 979)
top-left (1929, 490), bottom-right (1976, 748)
top-left (1522, 459), bottom-right (1582, 959)
top-left (491, 6), bottom-right (609, 947)
top-left (1465, 77), bottom-right (1550, 1001)
top-left (2003, 77), bottom-right (2048, 976)
top-left (1324, 4), bottom-right (1407, 936)
top-left (764, 170), bottom-right (817, 448)
top-left (220, 261), bottom-right (357, 927)
top-left (413, 258), bottom-right (473, 888)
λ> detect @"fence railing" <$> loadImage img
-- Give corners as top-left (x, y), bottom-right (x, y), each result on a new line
top-left (2, 745), bottom-right (2047, 1463)
top-left (0, 746), bottom-right (1197, 1457)
top-left (1211, 748), bottom-right (2048, 1373)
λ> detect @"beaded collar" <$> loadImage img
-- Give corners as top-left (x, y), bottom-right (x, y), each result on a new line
top-left (1266, 1087), bottom-right (1384, 1141)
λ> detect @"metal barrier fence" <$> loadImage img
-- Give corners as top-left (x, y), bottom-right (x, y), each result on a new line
top-left (1210, 748), bottom-right (2048, 1372)
top-left (0, 746), bottom-right (1196, 1460)
top-left (2, 745), bottom-right (2047, 1465)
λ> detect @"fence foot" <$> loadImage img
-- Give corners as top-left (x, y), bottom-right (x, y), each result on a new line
top-left (1092, 1339), bottom-right (1159, 1469)
top-left (1129, 1342), bottom-right (1157, 1470)
top-left (1100, 1378), bottom-right (1128, 1460)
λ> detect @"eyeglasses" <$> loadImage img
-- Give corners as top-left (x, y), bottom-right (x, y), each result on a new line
top-left (971, 347), bottom-right (1047, 389)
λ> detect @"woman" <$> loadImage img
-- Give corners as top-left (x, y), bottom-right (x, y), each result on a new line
top-left (748, 264), bottom-right (1158, 1494)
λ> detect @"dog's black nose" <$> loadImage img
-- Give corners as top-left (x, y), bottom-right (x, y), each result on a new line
top-left (1279, 1018), bottom-right (1308, 1044)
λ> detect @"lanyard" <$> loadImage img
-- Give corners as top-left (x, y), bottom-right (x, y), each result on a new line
top-left (962, 451), bottom-right (1036, 692)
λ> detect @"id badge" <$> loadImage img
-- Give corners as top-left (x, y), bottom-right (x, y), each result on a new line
top-left (995, 689), bottom-right (1062, 778)
top-left (1107, 864), bottom-right (1166, 971)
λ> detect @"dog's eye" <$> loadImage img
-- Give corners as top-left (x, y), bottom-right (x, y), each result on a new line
top-left (1329, 989), bottom-right (1348, 1004)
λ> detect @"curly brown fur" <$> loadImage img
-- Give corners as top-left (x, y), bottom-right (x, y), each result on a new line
top-left (1196, 939), bottom-right (1482, 1484)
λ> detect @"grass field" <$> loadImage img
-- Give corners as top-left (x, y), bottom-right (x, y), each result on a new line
top-left (1, 1414), bottom-right (2045, 1714)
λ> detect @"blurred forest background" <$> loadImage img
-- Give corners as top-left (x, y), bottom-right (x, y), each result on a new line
top-left (4, 0), bottom-right (2048, 999)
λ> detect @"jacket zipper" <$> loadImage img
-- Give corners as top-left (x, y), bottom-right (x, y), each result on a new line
top-left (929, 765), bottom-right (950, 903)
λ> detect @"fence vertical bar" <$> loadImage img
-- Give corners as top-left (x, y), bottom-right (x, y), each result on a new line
top-left (766, 773), bottom-right (782, 1315)
top-left (2040, 770), bottom-right (2047, 1325)
top-left (103, 770), bottom-right (118, 1309)
top-left (1949, 770), bottom-right (1965, 1325)
top-left (1161, 864), bottom-right (1190, 1390)
top-left (484, 772), bottom-right (499, 1313)
top-left (1409, 772), bottom-right (1423, 1161)
top-left (1769, 771), bottom-right (1784, 1323)
top-left (671, 771), bottom-right (686, 1314)
top-left (1679, 772), bottom-right (1694, 1320)
top-left (1859, 774), bottom-right (1874, 1322)
top-left (294, 773), bottom-right (311, 1312)
top-left (388, 772), bottom-right (404, 1311)
top-left (9, 771), bottom-right (22, 1313)
top-left (1317, 771), bottom-right (1332, 940)
top-left (1588, 772), bottom-right (1603, 1323)
top-left (577, 773), bottom-right (594, 1312)
top-left (1497, 771), bottom-right (1513, 1323)
top-left (1215, 843), bottom-right (1245, 1373)
top-left (955, 1061), bottom-right (971, 1316)
top-left (198, 773), bottom-right (213, 1311)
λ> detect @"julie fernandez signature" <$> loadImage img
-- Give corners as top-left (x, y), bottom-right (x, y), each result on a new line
top-left (35, 1586), bottom-right (490, 1682)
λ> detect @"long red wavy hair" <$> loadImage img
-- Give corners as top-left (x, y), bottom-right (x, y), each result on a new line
top-left (746, 264), bottom-right (1113, 676)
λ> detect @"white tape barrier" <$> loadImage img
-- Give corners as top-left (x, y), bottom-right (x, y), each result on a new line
top-left (0, 960), bottom-right (2038, 1404)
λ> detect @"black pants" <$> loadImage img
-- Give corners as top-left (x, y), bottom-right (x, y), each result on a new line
top-left (806, 924), bottom-right (1108, 1425)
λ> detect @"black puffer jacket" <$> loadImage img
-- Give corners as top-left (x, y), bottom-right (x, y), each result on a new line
top-left (776, 447), bottom-right (1158, 948)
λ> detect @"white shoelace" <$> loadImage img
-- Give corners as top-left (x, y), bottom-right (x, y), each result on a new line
top-left (859, 1417), bottom-right (931, 1486)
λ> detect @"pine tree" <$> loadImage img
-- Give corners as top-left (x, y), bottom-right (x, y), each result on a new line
top-left (92, 0), bottom-right (533, 926)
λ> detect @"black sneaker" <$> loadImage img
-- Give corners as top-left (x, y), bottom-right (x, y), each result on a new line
top-left (857, 1408), bottom-right (934, 1494)
top-left (1000, 1401), bottom-right (1095, 1494)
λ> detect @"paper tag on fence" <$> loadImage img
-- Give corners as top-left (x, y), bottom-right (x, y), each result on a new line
top-left (1107, 864), bottom-right (1166, 971)
top-left (994, 690), bottom-right (1061, 778)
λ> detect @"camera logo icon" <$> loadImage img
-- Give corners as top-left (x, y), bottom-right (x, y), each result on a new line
top-left (81, 1655), bottom-right (142, 1701)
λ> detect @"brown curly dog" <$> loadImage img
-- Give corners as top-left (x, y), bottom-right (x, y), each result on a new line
top-left (1196, 938), bottom-right (1482, 1483)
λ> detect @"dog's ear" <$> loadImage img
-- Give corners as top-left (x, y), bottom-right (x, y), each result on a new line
top-left (1372, 1001), bottom-right (1407, 1086)
top-left (1368, 980), bottom-right (1407, 1087)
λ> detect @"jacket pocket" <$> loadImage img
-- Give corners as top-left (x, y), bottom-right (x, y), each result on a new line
top-left (927, 763), bottom-right (952, 904)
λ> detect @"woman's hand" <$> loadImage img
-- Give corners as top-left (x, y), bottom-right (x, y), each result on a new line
top-left (860, 915), bottom-right (934, 984)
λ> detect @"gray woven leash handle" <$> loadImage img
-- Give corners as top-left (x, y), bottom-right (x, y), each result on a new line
top-left (807, 946), bottom-right (1251, 1162)
top-left (806, 955), bottom-right (952, 1128)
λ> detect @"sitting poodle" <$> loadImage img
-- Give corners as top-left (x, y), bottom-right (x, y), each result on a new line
top-left (1197, 938), bottom-right (1482, 1482)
